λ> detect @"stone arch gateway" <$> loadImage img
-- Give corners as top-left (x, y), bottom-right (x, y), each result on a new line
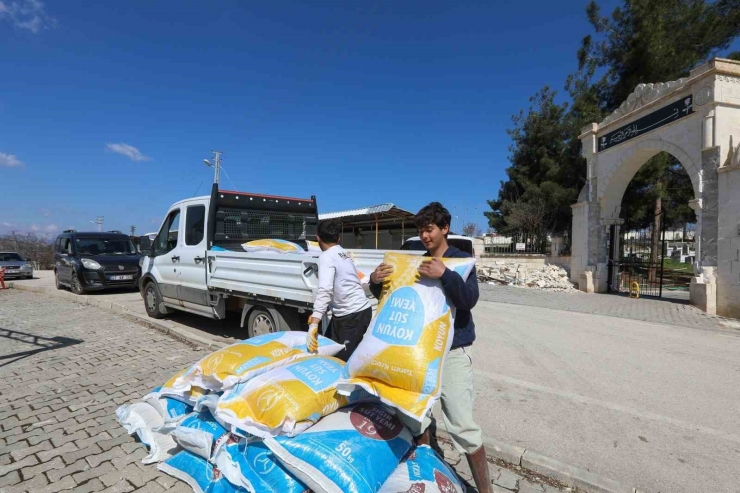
top-left (570, 58), bottom-right (740, 317)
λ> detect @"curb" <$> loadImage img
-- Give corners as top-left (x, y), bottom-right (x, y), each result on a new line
top-left (436, 429), bottom-right (639, 493)
top-left (4, 282), bottom-right (228, 351)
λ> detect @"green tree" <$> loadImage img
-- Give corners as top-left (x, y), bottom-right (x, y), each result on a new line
top-left (577, 0), bottom-right (740, 112)
top-left (485, 87), bottom-right (583, 236)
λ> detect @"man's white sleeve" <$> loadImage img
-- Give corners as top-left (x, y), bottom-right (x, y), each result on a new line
top-left (311, 253), bottom-right (334, 320)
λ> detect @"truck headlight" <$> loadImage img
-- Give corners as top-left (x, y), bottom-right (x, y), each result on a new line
top-left (21, 264), bottom-right (33, 270)
top-left (81, 258), bottom-right (102, 270)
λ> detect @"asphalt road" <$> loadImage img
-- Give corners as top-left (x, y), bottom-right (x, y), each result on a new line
top-left (468, 301), bottom-right (740, 493)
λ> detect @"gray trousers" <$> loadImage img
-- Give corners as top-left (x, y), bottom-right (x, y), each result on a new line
top-left (399, 346), bottom-right (484, 454)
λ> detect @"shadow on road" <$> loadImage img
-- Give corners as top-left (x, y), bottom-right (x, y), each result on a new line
top-left (0, 327), bottom-right (83, 368)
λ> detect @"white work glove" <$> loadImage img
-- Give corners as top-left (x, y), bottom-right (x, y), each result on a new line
top-left (307, 324), bottom-right (319, 353)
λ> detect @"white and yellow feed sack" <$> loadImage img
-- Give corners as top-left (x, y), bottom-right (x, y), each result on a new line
top-left (173, 332), bottom-right (343, 393)
top-left (215, 355), bottom-right (347, 438)
top-left (337, 252), bottom-right (476, 422)
top-left (242, 239), bottom-right (305, 254)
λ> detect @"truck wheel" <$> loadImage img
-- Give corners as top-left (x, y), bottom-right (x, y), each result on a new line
top-left (247, 307), bottom-right (276, 338)
top-left (55, 271), bottom-right (63, 290)
top-left (144, 281), bottom-right (169, 319)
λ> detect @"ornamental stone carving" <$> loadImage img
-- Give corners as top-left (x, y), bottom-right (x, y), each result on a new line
top-left (694, 85), bottom-right (714, 106)
top-left (600, 78), bottom-right (689, 126)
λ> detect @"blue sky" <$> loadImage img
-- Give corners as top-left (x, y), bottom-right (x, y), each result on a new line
top-left (4, 0), bottom-right (729, 237)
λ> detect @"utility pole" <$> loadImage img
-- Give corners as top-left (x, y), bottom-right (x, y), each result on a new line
top-left (90, 216), bottom-right (104, 232)
top-left (130, 225), bottom-right (136, 236)
top-left (204, 151), bottom-right (223, 186)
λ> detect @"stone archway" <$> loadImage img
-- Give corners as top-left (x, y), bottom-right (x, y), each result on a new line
top-left (598, 139), bottom-right (701, 223)
top-left (570, 58), bottom-right (740, 317)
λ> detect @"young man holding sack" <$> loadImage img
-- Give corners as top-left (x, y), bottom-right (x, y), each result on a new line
top-left (369, 202), bottom-right (492, 493)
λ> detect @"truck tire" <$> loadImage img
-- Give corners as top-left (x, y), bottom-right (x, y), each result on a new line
top-left (247, 307), bottom-right (277, 338)
top-left (55, 271), bottom-right (63, 290)
top-left (144, 281), bottom-right (169, 319)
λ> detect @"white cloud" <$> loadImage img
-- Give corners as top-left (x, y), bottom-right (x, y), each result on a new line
top-left (0, 0), bottom-right (56, 33)
top-left (41, 208), bottom-right (51, 217)
top-left (44, 224), bottom-right (58, 232)
top-left (0, 152), bottom-right (24, 167)
top-left (106, 143), bottom-right (152, 162)
top-left (30, 224), bottom-right (39, 232)
top-left (2, 222), bottom-right (12, 228)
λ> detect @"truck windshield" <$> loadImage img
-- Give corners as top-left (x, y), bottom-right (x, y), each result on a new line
top-left (76, 238), bottom-right (136, 256)
top-left (0, 253), bottom-right (24, 261)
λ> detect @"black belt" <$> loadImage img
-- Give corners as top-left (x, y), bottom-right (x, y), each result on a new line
top-left (451, 343), bottom-right (472, 350)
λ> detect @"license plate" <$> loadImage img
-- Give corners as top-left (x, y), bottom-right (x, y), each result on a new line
top-left (6, 270), bottom-right (19, 274)
top-left (109, 275), bottom-right (133, 281)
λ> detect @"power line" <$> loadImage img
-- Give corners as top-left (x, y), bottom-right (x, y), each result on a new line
top-left (220, 166), bottom-right (238, 191)
top-left (193, 180), bottom-right (204, 197)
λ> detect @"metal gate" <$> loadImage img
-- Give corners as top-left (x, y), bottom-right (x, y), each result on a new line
top-left (607, 211), bottom-right (666, 297)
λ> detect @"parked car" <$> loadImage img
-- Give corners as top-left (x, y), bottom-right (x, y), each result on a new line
top-left (400, 235), bottom-right (474, 255)
top-left (54, 230), bottom-right (142, 294)
top-left (0, 252), bottom-right (34, 279)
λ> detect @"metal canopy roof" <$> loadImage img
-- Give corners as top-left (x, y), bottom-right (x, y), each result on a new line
top-left (319, 203), bottom-right (414, 223)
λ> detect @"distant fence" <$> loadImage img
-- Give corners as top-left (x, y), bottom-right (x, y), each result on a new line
top-left (483, 233), bottom-right (551, 256)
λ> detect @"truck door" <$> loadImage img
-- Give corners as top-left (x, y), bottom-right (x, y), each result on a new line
top-left (177, 203), bottom-right (211, 311)
top-left (152, 207), bottom-right (182, 302)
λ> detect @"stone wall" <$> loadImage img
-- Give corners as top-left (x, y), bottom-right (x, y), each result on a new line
top-left (717, 167), bottom-right (740, 318)
top-left (546, 255), bottom-right (572, 274)
top-left (715, 90), bottom-right (740, 318)
top-left (570, 201), bottom-right (589, 284)
top-left (479, 256), bottom-right (546, 270)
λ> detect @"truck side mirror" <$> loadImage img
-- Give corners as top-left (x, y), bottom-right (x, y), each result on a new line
top-left (139, 236), bottom-right (152, 255)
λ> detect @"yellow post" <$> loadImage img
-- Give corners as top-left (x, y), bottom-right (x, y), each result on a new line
top-left (629, 281), bottom-right (640, 298)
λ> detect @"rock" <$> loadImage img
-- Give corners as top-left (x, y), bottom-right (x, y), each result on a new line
top-left (477, 262), bottom-right (577, 292)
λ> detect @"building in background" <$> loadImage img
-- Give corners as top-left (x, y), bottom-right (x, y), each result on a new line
top-left (318, 203), bottom-right (416, 250)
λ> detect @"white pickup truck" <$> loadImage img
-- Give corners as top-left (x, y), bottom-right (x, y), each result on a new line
top-left (139, 185), bottom-right (409, 338)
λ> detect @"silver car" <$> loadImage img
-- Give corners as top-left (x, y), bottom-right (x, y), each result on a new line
top-left (0, 252), bottom-right (34, 279)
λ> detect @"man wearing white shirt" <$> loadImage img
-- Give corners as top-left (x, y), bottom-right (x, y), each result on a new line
top-left (307, 219), bottom-right (371, 361)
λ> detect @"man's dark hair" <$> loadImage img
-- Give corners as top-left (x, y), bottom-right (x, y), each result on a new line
top-left (414, 202), bottom-right (451, 230)
top-left (317, 219), bottom-right (342, 244)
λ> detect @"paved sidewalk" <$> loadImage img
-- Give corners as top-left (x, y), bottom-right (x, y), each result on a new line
top-left (479, 284), bottom-right (739, 332)
top-left (0, 290), bottom-right (203, 492)
top-left (0, 290), bottom-right (574, 493)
